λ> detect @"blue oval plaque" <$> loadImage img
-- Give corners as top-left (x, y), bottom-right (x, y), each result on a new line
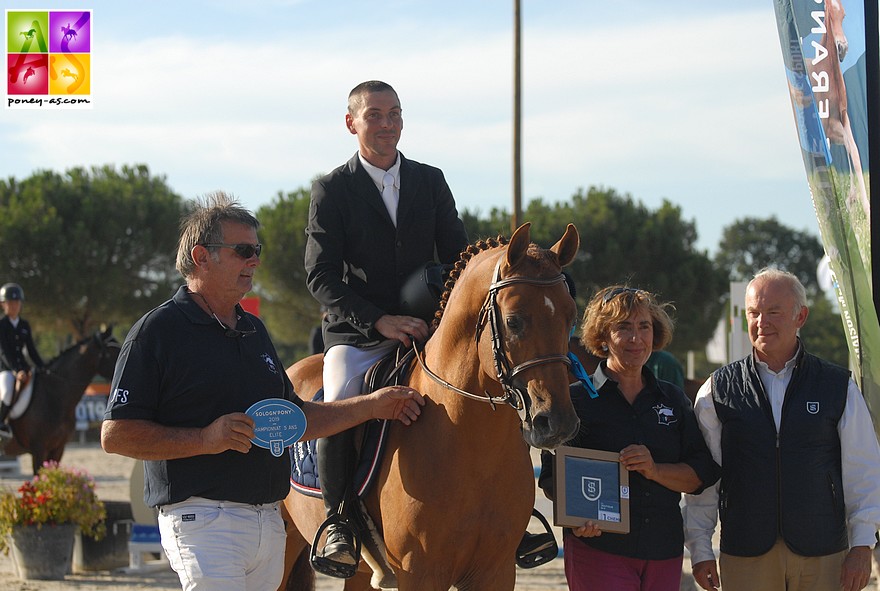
top-left (245, 398), bottom-right (307, 457)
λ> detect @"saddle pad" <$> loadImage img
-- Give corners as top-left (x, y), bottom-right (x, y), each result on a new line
top-left (289, 388), bottom-right (390, 499)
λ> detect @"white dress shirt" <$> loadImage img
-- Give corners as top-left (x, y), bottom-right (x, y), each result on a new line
top-left (359, 153), bottom-right (400, 224)
top-left (683, 349), bottom-right (880, 564)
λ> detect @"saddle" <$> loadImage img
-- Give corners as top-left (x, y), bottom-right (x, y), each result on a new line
top-left (292, 346), bottom-right (414, 583)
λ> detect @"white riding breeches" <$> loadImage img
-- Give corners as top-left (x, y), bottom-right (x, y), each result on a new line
top-left (322, 340), bottom-right (399, 402)
top-left (0, 371), bottom-right (14, 406)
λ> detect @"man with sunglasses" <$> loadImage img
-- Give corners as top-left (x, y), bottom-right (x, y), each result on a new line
top-left (305, 80), bottom-right (468, 572)
top-left (684, 269), bottom-right (880, 591)
top-left (101, 192), bottom-right (425, 591)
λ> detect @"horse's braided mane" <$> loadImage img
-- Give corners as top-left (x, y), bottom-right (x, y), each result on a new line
top-left (431, 233), bottom-right (510, 329)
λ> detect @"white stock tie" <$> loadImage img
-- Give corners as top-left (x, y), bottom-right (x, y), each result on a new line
top-left (381, 172), bottom-right (398, 227)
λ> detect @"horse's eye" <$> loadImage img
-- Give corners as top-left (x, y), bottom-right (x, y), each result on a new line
top-left (505, 316), bottom-right (523, 332)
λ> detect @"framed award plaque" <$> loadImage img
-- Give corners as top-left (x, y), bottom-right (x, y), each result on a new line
top-left (553, 446), bottom-right (630, 533)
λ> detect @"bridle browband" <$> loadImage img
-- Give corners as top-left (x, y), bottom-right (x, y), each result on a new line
top-left (413, 256), bottom-right (571, 426)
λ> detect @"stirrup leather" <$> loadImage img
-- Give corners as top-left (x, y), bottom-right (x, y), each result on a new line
top-left (310, 514), bottom-right (362, 579)
top-left (515, 509), bottom-right (558, 568)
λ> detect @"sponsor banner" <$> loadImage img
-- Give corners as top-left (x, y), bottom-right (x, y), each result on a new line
top-left (772, 0), bottom-right (880, 431)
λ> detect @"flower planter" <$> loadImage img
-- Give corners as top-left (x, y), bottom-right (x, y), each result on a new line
top-left (7, 523), bottom-right (77, 580)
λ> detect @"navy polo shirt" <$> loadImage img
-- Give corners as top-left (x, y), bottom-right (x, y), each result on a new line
top-left (104, 286), bottom-right (303, 507)
top-left (542, 363), bottom-right (719, 560)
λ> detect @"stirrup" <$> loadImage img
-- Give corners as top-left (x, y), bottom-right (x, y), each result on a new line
top-left (515, 509), bottom-right (558, 568)
top-left (310, 514), bottom-right (362, 579)
top-left (0, 424), bottom-right (13, 440)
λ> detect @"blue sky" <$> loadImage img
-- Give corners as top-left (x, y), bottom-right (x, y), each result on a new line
top-left (2, 0), bottom-right (834, 254)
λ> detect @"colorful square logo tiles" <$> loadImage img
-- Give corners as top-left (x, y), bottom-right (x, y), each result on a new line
top-left (6, 9), bottom-right (92, 108)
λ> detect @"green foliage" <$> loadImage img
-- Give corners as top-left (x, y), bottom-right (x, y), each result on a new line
top-left (254, 188), bottom-right (321, 352)
top-left (0, 462), bottom-right (106, 555)
top-left (714, 217), bottom-right (825, 297)
top-left (799, 294), bottom-right (849, 367)
top-left (547, 187), bottom-right (726, 356)
top-left (2, 165), bottom-right (833, 368)
top-left (0, 165), bottom-right (186, 339)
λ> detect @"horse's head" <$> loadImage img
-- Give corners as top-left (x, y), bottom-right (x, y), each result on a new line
top-left (827, 0), bottom-right (848, 61)
top-left (94, 326), bottom-right (121, 380)
top-left (469, 223), bottom-right (580, 449)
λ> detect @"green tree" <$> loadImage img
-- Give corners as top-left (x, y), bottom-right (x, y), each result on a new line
top-left (559, 187), bottom-right (726, 355)
top-left (0, 165), bottom-right (185, 339)
top-left (715, 217), bottom-right (825, 297)
top-left (254, 188), bottom-right (319, 361)
top-left (715, 216), bottom-right (847, 365)
top-left (467, 187), bottom-right (726, 355)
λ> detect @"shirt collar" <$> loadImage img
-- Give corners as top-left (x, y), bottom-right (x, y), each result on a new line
top-left (359, 152), bottom-right (401, 193)
top-left (592, 359), bottom-right (672, 401)
top-left (751, 340), bottom-right (802, 377)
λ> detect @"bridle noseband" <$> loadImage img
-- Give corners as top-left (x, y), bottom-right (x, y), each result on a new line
top-left (414, 257), bottom-right (571, 426)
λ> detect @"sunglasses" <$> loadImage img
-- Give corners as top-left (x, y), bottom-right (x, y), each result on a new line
top-left (202, 243), bottom-right (262, 259)
top-left (602, 287), bottom-right (643, 306)
top-left (211, 312), bottom-right (257, 339)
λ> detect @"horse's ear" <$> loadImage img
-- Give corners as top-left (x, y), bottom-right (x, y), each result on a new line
top-left (506, 222), bottom-right (532, 268)
top-left (551, 224), bottom-right (579, 267)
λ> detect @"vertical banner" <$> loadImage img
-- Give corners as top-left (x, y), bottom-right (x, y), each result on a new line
top-left (772, 0), bottom-right (880, 432)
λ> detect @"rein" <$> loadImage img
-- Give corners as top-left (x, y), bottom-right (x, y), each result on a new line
top-left (413, 257), bottom-right (571, 425)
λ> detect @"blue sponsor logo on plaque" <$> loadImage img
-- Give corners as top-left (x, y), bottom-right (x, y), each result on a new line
top-left (245, 398), bottom-right (307, 457)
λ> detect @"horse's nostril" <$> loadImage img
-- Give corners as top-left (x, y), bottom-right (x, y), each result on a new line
top-left (532, 414), bottom-right (551, 436)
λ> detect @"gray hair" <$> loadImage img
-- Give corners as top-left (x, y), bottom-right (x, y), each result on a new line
top-left (749, 267), bottom-right (808, 317)
top-left (175, 191), bottom-right (259, 279)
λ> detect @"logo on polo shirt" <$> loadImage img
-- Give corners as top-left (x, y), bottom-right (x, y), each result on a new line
top-left (807, 401), bottom-right (820, 414)
top-left (261, 353), bottom-right (278, 374)
top-left (653, 403), bottom-right (677, 426)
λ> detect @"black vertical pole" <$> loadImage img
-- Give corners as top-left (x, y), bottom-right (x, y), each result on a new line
top-left (512, 0), bottom-right (522, 234)
top-left (867, 0), bottom-right (880, 316)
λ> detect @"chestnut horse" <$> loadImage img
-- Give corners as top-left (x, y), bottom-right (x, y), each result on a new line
top-left (811, 0), bottom-right (869, 221)
top-left (281, 223), bottom-right (581, 591)
top-left (4, 327), bottom-right (120, 474)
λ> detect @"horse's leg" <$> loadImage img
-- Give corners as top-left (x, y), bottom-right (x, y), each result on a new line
top-left (395, 561), bottom-right (516, 591)
top-left (343, 570), bottom-right (373, 590)
top-left (278, 499), bottom-right (312, 591)
top-left (278, 544), bottom-right (313, 591)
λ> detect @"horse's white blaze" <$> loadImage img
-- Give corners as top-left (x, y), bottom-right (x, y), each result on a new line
top-left (543, 295), bottom-right (556, 315)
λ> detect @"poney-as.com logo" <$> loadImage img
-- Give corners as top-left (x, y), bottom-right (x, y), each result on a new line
top-left (6, 9), bottom-right (92, 109)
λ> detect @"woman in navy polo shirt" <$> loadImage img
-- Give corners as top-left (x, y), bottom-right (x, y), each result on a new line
top-left (540, 285), bottom-right (719, 591)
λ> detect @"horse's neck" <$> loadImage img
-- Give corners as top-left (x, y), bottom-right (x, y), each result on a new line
top-left (413, 333), bottom-right (524, 442)
top-left (49, 348), bottom-right (96, 386)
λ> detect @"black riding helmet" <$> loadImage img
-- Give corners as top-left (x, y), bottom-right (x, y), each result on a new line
top-left (399, 262), bottom-right (449, 323)
top-left (0, 283), bottom-right (23, 302)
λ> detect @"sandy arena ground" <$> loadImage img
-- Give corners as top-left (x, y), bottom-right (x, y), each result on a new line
top-left (0, 442), bottom-right (875, 590)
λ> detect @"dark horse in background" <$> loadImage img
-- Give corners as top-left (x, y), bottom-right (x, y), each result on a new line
top-left (3, 327), bottom-right (119, 474)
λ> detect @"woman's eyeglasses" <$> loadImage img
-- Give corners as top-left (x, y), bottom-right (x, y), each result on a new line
top-left (602, 287), bottom-right (643, 306)
top-left (202, 243), bottom-right (262, 259)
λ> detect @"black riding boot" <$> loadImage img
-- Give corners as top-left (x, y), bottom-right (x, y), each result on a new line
top-left (316, 430), bottom-right (357, 572)
top-left (0, 402), bottom-right (12, 439)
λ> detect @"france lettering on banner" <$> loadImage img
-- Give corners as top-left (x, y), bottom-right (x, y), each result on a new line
top-left (772, 0), bottom-right (880, 434)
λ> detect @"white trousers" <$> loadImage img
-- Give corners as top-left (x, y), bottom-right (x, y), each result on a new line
top-left (0, 371), bottom-right (14, 406)
top-left (158, 497), bottom-right (286, 591)
top-left (322, 340), bottom-right (399, 402)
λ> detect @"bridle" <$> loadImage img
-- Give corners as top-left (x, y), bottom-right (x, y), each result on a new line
top-left (413, 257), bottom-right (571, 425)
